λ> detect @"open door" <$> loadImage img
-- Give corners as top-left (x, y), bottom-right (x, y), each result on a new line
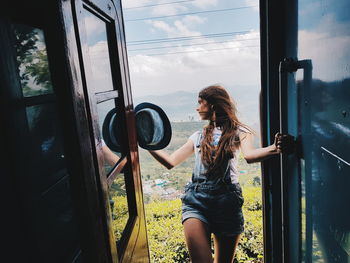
top-left (0, 0), bottom-right (149, 262)
top-left (262, 0), bottom-right (350, 262)
top-left (67, 0), bottom-right (150, 261)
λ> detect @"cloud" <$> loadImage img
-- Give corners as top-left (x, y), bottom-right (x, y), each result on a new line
top-left (151, 3), bottom-right (188, 16)
top-left (298, 13), bottom-right (350, 82)
top-left (244, 0), bottom-right (259, 12)
top-left (298, 29), bottom-right (350, 82)
top-left (181, 15), bottom-right (207, 26)
top-left (121, 0), bottom-right (151, 9)
top-left (147, 17), bottom-right (203, 37)
top-left (174, 20), bottom-right (200, 36)
top-left (191, 0), bottom-right (218, 9)
top-left (86, 41), bottom-right (114, 92)
top-left (84, 15), bottom-right (105, 37)
top-left (148, 20), bottom-right (174, 34)
top-left (128, 31), bottom-right (261, 97)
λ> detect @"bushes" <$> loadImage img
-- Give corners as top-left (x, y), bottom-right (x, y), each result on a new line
top-left (145, 200), bottom-right (190, 262)
top-left (111, 195), bottom-right (129, 241)
top-left (235, 186), bottom-right (264, 263)
top-left (145, 186), bottom-right (263, 262)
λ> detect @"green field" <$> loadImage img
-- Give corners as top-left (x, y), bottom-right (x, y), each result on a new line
top-left (133, 121), bottom-right (264, 262)
top-left (139, 121), bottom-right (262, 203)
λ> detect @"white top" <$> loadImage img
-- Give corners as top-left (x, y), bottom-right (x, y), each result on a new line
top-left (189, 127), bottom-right (247, 184)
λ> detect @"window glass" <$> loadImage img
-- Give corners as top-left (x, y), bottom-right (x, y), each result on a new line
top-left (13, 24), bottom-right (54, 97)
top-left (298, 0), bottom-right (350, 261)
top-left (26, 104), bottom-right (67, 190)
top-left (81, 7), bottom-right (131, 250)
top-left (82, 8), bottom-right (114, 93)
top-left (9, 22), bottom-right (81, 260)
top-left (97, 98), bottom-right (130, 246)
top-left (97, 99), bottom-right (123, 173)
top-left (110, 176), bottom-right (129, 242)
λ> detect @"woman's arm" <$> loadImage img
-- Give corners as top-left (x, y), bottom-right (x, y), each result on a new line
top-left (240, 132), bottom-right (282, 163)
top-left (102, 145), bottom-right (120, 165)
top-left (149, 139), bottom-right (194, 169)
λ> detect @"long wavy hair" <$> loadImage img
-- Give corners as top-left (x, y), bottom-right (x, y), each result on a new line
top-left (198, 85), bottom-right (250, 176)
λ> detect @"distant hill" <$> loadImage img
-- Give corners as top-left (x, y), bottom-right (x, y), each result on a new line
top-left (133, 87), bottom-right (260, 131)
top-left (134, 90), bottom-right (198, 122)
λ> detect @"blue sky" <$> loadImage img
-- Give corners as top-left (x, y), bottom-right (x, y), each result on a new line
top-left (81, 0), bottom-right (350, 125)
top-left (120, 0), bottom-right (261, 101)
top-left (122, 0), bottom-right (259, 45)
top-left (82, 0), bottom-right (261, 124)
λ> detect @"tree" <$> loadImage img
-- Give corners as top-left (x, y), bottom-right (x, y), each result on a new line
top-left (13, 24), bottom-right (52, 96)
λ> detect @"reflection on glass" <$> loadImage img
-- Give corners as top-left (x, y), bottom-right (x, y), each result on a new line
top-left (26, 104), bottom-right (67, 188)
top-left (97, 100), bottom-right (122, 174)
top-left (82, 8), bottom-right (114, 93)
top-left (298, 0), bottom-right (350, 262)
top-left (13, 24), bottom-right (53, 97)
top-left (300, 159), bottom-right (306, 262)
top-left (110, 177), bottom-right (129, 242)
top-left (97, 99), bottom-right (129, 245)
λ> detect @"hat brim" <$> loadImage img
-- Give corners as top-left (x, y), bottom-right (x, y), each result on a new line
top-left (135, 102), bottom-right (172, 150)
top-left (102, 107), bottom-right (123, 152)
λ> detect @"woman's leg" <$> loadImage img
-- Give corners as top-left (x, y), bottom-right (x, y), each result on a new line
top-left (213, 234), bottom-right (241, 263)
top-left (183, 218), bottom-right (213, 263)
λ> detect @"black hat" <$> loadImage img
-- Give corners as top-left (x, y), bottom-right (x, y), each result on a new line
top-left (102, 102), bottom-right (172, 151)
top-left (102, 107), bottom-right (123, 152)
top-left (135, 102), bottom-right (172, 150)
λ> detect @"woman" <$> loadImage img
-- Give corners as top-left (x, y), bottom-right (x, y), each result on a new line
top-left (149, 85), bottom-right (291, 263)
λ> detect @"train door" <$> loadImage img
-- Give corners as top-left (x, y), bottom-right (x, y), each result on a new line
top-left (261, 0), bottom-right (350, 262)
top-left (0, 0), bottom-right (149, 262)
top-left (69, 0), bottom-right (149, 262)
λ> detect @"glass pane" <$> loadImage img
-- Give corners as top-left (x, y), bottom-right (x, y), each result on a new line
top-left (82, 8), bottom-right (114, 93)
top-left (13, 24), bottom-right (53, 97)
top-left (4, 20), bottom-right (82, 260)
top-left (97, 99), bottom-right (123, 174)
top-left (298, 0), bottom-right (350, 262)
top-left (300, 159), bottom-right (306, 262)
top-left (26, 104), bottom-right (67, 189)
top-left (110, 175), bottom-right (129, 242)
top-left (97, 99), bottom-right (130, 246)
top-left (23, 103), bottom-right (81, 260)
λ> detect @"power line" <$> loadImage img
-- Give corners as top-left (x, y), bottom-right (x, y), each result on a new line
top-left (125, 5), bottom-right (257, 22)
top-left (124, 0), bottom-right (195, 10)
top-left (127, 38), bottom-right (259, 52)
top-left (127, 30), bottom-right (253, 45)
top-left (130, 45), bottom-right (259, 56)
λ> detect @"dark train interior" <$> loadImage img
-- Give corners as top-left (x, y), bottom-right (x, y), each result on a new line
top-left (0, 0), bottom-right (349, 262)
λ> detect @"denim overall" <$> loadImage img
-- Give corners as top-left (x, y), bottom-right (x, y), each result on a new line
top-left (181, 131), bottom-right (245, 236)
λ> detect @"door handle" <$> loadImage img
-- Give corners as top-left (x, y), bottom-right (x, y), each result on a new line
top-left (279, 58), bottom-right (312, 158)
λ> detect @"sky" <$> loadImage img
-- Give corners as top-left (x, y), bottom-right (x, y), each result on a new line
top-left (82, 0), bottom-right (261, 124)
top-left (120, 0), bottom-right (261, 99)
top-left (78, 0), bottom-right (350, 136)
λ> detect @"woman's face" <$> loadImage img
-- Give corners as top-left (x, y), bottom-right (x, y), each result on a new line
top-left (196, 98), bottom-right (211, 120)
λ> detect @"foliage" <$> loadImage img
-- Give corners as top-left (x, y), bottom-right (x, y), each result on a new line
top-left (111, 195), bottom-right (129, 241)
top-left (14, 24), bottom-right (52, 96)
top-left (145, 199), bottom-right (190, 263)
top-left (235, 186), bottom-right (263, 263)
top-left (144, 186), bottom-right (263, 263)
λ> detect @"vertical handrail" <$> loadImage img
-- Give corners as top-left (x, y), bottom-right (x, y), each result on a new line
top-left (297, 59), bottom-right (313, 263)
top-left (279, 58), bottom-right (299, 263)
top-left (278, 58), bottom-right (312, 263)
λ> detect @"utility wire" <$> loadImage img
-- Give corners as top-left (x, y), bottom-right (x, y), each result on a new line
top-left (128, 38), bottom-right (259, 52)
top-left (125, 5), bottom-right (257, 22)
top-left (89, 44), bottom-right (259, 56)
top-left (127, 30), bottom-right (253, 45)
top-left (124, 0), bottom-right (195, 10)
top-left (130, 45), bottom-right (259, 57)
